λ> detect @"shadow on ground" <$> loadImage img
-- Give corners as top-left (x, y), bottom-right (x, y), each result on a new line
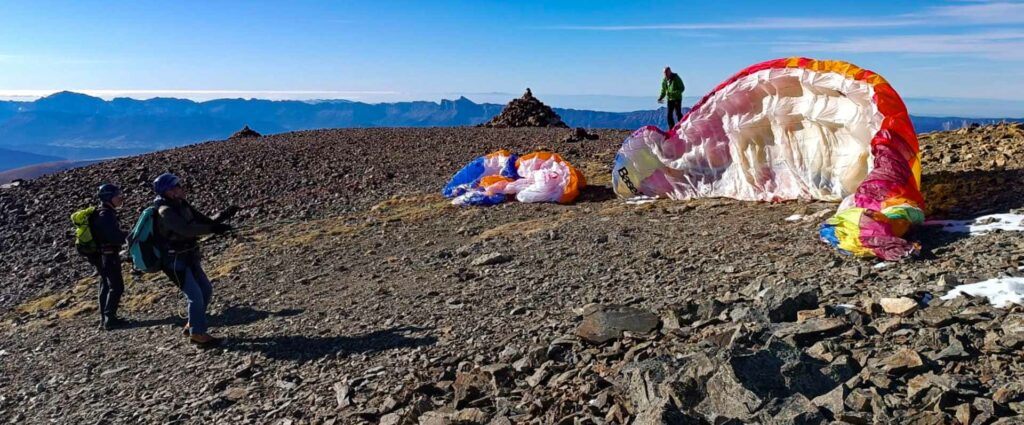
top-left (123, 306), bottom-right (303, 330)
top-left (922, 168), bottom-right (1024, 218)
top-left (223, 326), bottom-right (437, 362)
top-left (578, 185), bottom-right (617, 203)
top-left (916, 168), bottom-right (1024, 256)
top-left (213, 305), bottom-right (303, 327)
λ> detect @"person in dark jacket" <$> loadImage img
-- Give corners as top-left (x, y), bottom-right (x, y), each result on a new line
top-left (657, 66), bottom-right (686, 129)
top-left (152, 173), bottom-right (238, 348)
top-left (91, 184), bottom-right (128, 330)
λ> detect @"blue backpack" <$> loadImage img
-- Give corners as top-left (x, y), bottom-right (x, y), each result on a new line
top-left (128, 206), bottom-right (165, 273)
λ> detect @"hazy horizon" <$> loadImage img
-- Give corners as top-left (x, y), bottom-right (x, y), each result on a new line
top-left (4, 89), bottom-right (1024, 118)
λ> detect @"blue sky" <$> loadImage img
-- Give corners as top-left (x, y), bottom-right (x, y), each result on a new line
top-left (1, 0), bottom-right (1023, 116)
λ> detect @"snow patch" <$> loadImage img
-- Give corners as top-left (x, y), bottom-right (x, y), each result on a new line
top-left (785, 209), bottom-right (832, 222)
top-left (926, 214), bottom-right (1024, 235)
top-left (941, 277), bottom-right (1024, 308)
top-left (626, 195), bottom-right (658, 205)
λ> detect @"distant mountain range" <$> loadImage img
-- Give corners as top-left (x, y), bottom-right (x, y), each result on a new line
top-left (1, 91), bottom-right (1021, 173)
top-left (0, 147), bottom-right (62, 171)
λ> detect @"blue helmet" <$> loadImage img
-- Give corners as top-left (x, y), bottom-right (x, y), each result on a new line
top-left (153, 173), bottom-right (180, 195)
top-left (97, 183), bottom-right (121, 202)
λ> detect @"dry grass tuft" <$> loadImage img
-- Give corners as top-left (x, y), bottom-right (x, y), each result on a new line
top-left (477, 211), bottom-right (577, 240)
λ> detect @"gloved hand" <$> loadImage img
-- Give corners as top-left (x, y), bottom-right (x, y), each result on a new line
top-left (657, 98), bottom-right (665, 104)
top-left (220, 205), bottom-right (240, 220)
top-left (211, 223), bottom-right (233, 235)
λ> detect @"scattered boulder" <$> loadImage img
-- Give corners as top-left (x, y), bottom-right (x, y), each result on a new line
top-left (633, 397), bottom-right (699, 425)
top-left (993, 383), bottom-right (1024, 405)
top-left (811, 385), bottom-right (847, 419)
top-left (880, 297), bottom-right (919, 316)
top-left (759, 284), bottom-right (820, 323)
top-left (882, 348), bottom-right (926, 375)
top-left (918, 306), bottom-right (955, 327)
top-left (470, 253), bottom-right (511, 266)
top-left (451, 370), bottom-right (489, 408)
top-left (797, 307), bottom-right (826, 322)
top-left (661, 301), bottom-right (700, 330)
top-left (763, 394), bottom-right (827, 425)
top-left (773, 317), bottom-right (850, 346)
top-left (561, 127), bottom-right (600, 143)
top-left (575, 305), bottom-right (659, 344)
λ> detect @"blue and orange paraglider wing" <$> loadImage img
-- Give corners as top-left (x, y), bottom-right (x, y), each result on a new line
top-left (443, 150), bottom-right (585, 206)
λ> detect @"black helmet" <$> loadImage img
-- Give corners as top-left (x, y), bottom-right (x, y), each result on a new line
top-left (97, 183), bottom-right (121, 202)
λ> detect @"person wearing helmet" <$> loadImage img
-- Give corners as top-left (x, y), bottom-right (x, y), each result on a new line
top-left (151, 173), bottom-right (238, 348)
top-left (92, 183), bottom-right (128, 330)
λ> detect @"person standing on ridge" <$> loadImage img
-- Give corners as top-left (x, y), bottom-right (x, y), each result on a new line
top-left (91, 184), bottom-right (128, 330)
top-left (151, 173), bottom-right (238, 348)
top-left (657, 66), bottom-right (685, 129)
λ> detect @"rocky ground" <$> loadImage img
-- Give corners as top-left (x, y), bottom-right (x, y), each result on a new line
top-left (1, 124), bottom-right (1023, 424)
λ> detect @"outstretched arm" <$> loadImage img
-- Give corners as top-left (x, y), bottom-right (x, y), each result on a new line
top-left (158, 206), bottom-right (214, 238)
top-left (210, 205), bottom-right (240, 223)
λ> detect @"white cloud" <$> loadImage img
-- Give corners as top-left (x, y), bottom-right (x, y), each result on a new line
top-left (0, 89), bottom-right (399, 101)
top-left (551, 2), bottom-right (1024, 62)
top-left (551, 17), bottom-right (919, 31)
top-left (924, 1), bottom-right (1024, 24)
top-left (552, 1), bottom-right (1024, 31)
top-left (776, 30), bottom-right (1024, 60)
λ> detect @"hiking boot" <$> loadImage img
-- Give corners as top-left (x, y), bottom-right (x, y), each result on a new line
top-left (190, 333), bottom-right (222, 349)
top-left (102, 316), bottom-right (128, 330)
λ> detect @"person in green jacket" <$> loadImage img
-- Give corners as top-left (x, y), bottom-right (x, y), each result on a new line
top-left (657, 66), bottom-right (685, 129)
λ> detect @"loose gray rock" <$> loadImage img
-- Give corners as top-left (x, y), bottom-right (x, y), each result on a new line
top-left (759, 284), bottom-right (820, 323)
top-left (471, 253), bottom-right (511, 266)
top-left (575, 305), bottom-right (660, 344)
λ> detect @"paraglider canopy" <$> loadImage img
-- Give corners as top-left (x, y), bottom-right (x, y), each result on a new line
top-left (443, 150), bottom-right (585, 206)
top-left (612, 58), bottom-right (924, 260)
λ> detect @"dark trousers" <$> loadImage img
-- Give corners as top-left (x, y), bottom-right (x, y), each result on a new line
top-left (666, 99), bottom-right (683, 129)
top-left (89, 253), bottom-right (124, 319)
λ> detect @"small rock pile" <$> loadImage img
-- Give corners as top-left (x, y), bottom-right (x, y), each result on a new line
top-left (561, 127), bottom-right (600, 143)
top-left (479, 89), bottom-right (568, 128)
top-left (370, 283), bottom-right (1024, 424)
top-left (229, 125), bottom-right (262, 139)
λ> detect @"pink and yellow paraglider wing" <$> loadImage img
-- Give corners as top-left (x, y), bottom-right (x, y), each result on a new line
top-left (613, 57), bottom-right (925, 260)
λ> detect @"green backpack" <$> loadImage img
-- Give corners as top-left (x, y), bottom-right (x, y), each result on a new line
top-left (71, 206), bottom-right (98, 255)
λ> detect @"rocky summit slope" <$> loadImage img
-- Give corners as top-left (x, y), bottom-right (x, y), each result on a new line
top-left (1, 124), bottom-right (1023, 424)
